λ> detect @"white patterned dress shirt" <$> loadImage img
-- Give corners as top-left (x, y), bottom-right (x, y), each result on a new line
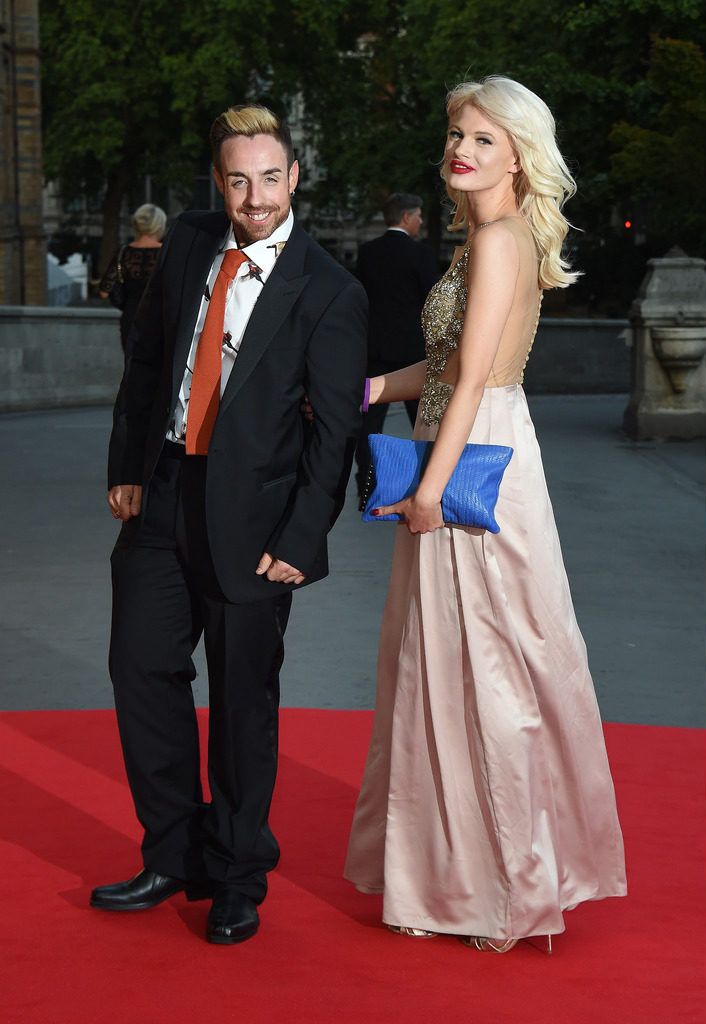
top-left (167, 209), bottom-right (294, 443)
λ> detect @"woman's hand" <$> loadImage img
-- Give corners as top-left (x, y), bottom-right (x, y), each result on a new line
top-left (301, 373), bottom-right (383, 423)
top-left (373, 493), bottom-right (444, 535)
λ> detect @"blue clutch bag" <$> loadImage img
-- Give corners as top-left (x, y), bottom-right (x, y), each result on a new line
top-left (360, 434), bottom-right (513, 533)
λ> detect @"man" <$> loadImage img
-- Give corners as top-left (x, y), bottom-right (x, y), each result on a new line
top-left (90, 104), bottom-right (367, 945)
top-left (354, 192), bottom-right (438, 495)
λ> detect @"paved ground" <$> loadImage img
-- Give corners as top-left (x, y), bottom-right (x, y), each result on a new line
top-left (0, 397), bottom-right (703, 726)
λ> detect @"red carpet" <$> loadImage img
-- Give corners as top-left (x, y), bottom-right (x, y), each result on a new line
top-left (0, 709), bottom-right (702, 1024)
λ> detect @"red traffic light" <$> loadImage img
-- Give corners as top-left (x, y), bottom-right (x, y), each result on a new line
top-left (624, 220), bottom-right (632, 229)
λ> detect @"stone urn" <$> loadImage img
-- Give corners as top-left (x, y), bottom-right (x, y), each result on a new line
top-left (651, 326), bottom-right (706, 393)
top-left (624, 248), bottom-right (706, 439)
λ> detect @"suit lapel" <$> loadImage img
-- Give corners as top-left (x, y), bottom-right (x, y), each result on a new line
top-left (170, 214), bottom-right (228, 410)
top-left (218, 225), bottom-right (311, 418)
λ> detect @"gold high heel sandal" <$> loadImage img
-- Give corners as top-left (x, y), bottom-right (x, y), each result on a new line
top-left (473, 937), bottom-right (519, 953)
top-left (461, 934), bottom-right (553, 954)
top-left (388, 925), bottom-right (438, 938)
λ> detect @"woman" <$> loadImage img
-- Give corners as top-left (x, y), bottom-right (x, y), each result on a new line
top-left (344, 76), bottom-right (626, 952)
top-left (99, 203), bottom-right (166, 351)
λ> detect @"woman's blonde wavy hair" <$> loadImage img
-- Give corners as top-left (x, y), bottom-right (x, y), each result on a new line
top-left (443, 76), bottom-right (579, 289)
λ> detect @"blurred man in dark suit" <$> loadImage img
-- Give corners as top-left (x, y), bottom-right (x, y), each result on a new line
top-left (354, 192), bottom-right (439, 495)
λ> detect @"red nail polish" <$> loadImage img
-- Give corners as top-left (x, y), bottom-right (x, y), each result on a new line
top-left (372, 509), bottom-right (380, 516)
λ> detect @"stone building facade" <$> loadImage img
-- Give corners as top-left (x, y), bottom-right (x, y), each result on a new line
top-left (0, 0), bottom-right (46, 305)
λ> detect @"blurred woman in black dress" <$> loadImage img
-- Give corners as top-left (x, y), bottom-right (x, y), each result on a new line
top-left (99, 203), bottom-right (166, 351)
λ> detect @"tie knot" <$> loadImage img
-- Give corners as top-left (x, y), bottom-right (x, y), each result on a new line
top-left (220, 248), bottom-right (249, 281)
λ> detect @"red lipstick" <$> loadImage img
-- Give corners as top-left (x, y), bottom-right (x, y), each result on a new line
top-left (450, 160), bottom-right (475, 174)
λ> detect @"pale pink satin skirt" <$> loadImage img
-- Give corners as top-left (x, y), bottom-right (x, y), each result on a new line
top-left (344, 385), bottom-right (627, 938)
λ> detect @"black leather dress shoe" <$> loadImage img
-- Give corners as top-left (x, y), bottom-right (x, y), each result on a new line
top-left (206, 887), bottom-right (259, 945)
top-left (90, 869), bottom-right (185, 911)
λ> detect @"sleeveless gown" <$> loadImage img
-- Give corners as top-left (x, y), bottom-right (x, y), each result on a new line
top-left (344, 240), bottom-right (627, 939)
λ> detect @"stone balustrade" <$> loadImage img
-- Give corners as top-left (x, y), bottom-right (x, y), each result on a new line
top-left (0, 306), bottom-right (122, 412)
top-left (0, 305), bottom-right (632, 413)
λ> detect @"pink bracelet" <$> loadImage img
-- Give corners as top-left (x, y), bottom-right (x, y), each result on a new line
top-left (362, 377), bottom-right (371, 413)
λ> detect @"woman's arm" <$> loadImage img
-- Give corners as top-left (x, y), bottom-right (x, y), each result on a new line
top-left (374, 224), bottom-right (520, 532)
top-left (369, 359), bottom-right (427, 404)
top-left (301, 356), bottom-right (426, 422)
top-left (97, 251), bottom-right (119, 300)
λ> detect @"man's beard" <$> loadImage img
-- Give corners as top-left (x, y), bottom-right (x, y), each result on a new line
top-left (232, 203), bottom-right (289, 246)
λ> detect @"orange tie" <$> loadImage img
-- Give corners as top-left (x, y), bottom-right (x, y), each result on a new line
top-left (185, 248), bottom-right (249, 455)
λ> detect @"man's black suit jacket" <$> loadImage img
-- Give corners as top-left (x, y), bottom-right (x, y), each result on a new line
top-left (356, 229), bottom-right (438, 366)
top-left (108, 211), bottom-right (368, 604)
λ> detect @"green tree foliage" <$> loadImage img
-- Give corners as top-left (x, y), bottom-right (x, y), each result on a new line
top-left (610, 36), bottom-right (706, 249)
top-left (275, 0), bottom-right (704, 310)
top-left (41, 0), bottom-right (273, 271)
top-left (41, 0), bottom-right (704, 308)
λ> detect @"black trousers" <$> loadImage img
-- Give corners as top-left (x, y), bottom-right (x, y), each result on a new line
top-left (354, 359), bottom-right (419, 494)
top-left (109, 444), bottom-right (292, 903)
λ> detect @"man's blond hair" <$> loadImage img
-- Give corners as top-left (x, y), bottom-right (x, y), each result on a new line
top-left (210, 104), bottom-right (295, 170)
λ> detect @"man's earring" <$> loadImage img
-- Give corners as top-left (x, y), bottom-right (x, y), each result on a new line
top-left (290, 190), bottom-right (296, 197)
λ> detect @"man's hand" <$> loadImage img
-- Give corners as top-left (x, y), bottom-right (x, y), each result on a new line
top-left (256, 552), bottom-right (306, 585)
top-left (108, 484), bottom-right (143, 521)
top-left (300, 393), bottom-right (315, 423)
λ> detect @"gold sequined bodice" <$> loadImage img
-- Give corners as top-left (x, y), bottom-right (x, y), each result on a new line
top-left (419, 246), bottom-right (470, 425)
top-left (419, 239), bottom-right (542, 425)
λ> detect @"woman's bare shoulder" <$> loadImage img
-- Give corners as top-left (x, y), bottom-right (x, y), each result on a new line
top-left (469, 219), bottom-right (521, 277)
top-left (476, 217), bottom-right (540, 279)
